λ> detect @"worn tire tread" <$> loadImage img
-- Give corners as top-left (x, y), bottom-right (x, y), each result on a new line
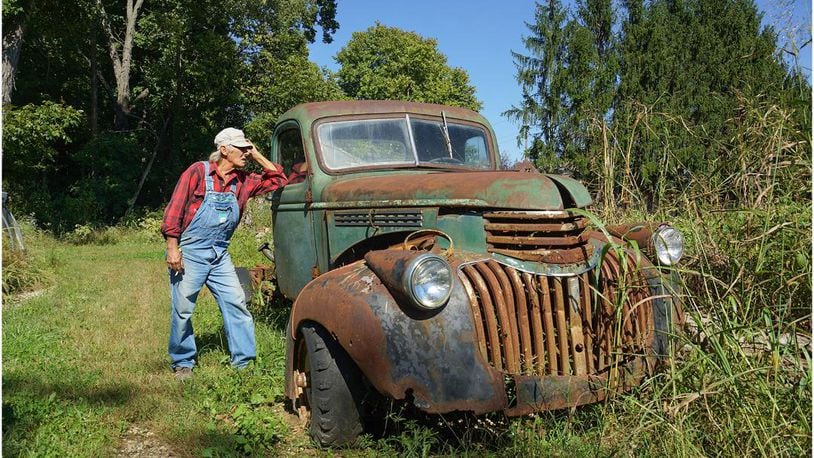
top-left (301, 323), bottom-right (364, 447)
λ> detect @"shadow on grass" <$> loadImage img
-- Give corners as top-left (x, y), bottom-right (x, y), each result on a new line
top-left (3, 374), bottom-right (137, 407)
top-left (2, 374), bottom-right (138, 440)
top-left (183, 429), bottom-right (262, 457)
top-left (194, 311), bottom-right (289, 360)
top-left (252, 297), bottom-right (292, 333)
top-left (196, 327), bottom-right (228, 358)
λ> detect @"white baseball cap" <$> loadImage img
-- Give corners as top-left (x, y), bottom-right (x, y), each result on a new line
top-left (214, 127), bottom-right (252, 148)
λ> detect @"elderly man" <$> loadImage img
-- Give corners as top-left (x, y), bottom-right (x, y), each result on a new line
top-left (161, 128), bottom-right (287, 379)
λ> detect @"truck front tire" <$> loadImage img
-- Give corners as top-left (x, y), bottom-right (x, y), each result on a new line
top-left (299, 322), bottom-right (365, 447)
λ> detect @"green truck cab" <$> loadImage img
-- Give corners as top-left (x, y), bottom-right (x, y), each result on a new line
top-left (267, 101), bottom-right (683, 446)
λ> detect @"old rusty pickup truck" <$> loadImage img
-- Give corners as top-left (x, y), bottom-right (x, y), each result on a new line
top-left (266, 100), bottom-right (684, 446)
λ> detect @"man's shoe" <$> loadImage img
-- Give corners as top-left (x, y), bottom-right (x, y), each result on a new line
top-left (173, 366), bottom-right (193, 381)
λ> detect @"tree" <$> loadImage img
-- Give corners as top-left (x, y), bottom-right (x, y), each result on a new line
top-left (95, 0), bottom-right (144, 130)
top-left (614, 0), bottom-right (792, 206)
top-left (561, 0), bottom-right (619, 183)
top-left (335, 23), bottom-right (481, 111)
top-left (503, 1), bottom-right (570, 166)
top-left (2, 0), bottom-right (341, 229)
top-left (2, 102), bottom-right (85, 229)
top-left (124, 0), bottom-right (341, 209)
top-left (2, 0), bottom-right (92, 107)
top-left (505, 0), bottom-right (619, 173)
top-left (2, 0), bottom-right (27, 104)
top-left (240, 28), bottom-right (345, 151)
top-left (507, 0), bottom-right (807, 209)
top-left (574, 0), bottom-right (617, 128)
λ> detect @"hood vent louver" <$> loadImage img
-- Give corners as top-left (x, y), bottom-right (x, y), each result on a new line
top-left (333, 209), bottom-right (423, 227)
top-left (484, 211), bottom-right (592, 264)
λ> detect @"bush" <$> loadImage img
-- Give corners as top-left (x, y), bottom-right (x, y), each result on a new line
top-left (2, 102), bottom-right (84, 180)
top-left (2, 104), bottom-right (156, 232)
top-left (61, 224), bottom-right (120, 246)
top-left (2, 102), bottom-right (85, 232)
top-left (121, 209), bottom-right (166, 243)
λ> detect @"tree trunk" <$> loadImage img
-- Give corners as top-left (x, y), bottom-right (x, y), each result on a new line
top-left (125, 38), bottom-right (181, 216)
top-left (125, 117), bottom-right (169, 217)
top-left (97, 0), bottom-right (144, 130)
top-left (2, 22), bottom-right (25, 105)
top-left (90, 28), bottom-right (99, 136)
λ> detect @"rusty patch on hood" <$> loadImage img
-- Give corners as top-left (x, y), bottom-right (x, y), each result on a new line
top-left (322, 172), bottom-right (564, 210)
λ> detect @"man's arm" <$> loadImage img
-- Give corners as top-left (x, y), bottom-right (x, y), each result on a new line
top-left (245, 143), bottom-right (288, 197)
top-left (162, 163), bottom-right (201, 273)
top-left (166, 236), bottom-right (183, 273)
top-left (248, 143), bottom-right (277, 171)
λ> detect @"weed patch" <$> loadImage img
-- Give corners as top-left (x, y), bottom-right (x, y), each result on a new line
top-left (2, 224), bottom-right (54, 296)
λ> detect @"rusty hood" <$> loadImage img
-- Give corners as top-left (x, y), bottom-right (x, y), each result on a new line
top-left (320, 171), bottom-right (592, 210)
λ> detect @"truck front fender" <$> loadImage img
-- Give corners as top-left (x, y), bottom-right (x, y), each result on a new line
top-left (285, 259), bottom-right (506, 414)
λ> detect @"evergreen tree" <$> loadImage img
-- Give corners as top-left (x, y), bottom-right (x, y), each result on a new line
top-left (614, 0), bottom-right (792, 206)
top-left (508, 0), bottom-right (808, 209)
top-left (560, 0), bottom-right (619, 174)
top-left (505, 0), bottom-right (619, 173)
top-left (503, 0), bottom-right (571, 167)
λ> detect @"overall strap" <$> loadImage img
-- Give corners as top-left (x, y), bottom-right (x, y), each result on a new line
top-left (202, 161), bottom-right (214, 192)
top-left (230, 181), bottom-right (237, 194)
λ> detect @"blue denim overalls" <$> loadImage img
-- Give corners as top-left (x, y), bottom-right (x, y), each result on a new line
top-left (168, 161), bottom-right (255, 369)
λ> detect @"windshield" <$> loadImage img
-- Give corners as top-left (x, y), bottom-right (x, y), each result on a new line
top-left (317, 115), bottom-right (493, 171)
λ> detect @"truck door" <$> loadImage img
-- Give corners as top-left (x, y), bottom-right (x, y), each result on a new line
top-left (269, 122), bottom-right (318, 299)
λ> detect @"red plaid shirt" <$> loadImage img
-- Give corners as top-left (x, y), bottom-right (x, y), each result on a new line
top-left (161, 161), bottom-right (288, 239)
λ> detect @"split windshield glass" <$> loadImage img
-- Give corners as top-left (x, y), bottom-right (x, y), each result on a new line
top-left (317, 115), bottom-right (492, 171)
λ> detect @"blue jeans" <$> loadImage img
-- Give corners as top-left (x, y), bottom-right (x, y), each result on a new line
top-left (168, 249), bottom-right (256, 369)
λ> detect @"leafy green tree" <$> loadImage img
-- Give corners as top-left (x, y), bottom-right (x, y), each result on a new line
top-left (241, 31), bottom-right (346, 151)
top-left (2, 102), bottom-right (85, 229)
top-left (232, 0), bottom-right (344, 154)
top-left (3, 0), bottom-right (341, 229)
top-left (132, 0), bottom-right (247, 207)
top-left (335, 23), bottom-right (481, 111)
top-left (129, 0), bottom-right (341, 210)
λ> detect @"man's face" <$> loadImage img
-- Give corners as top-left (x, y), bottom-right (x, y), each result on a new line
top-left (221, 144), bottom-right (251, 169)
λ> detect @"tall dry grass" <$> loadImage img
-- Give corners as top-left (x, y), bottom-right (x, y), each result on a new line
top-left (583, 94), bottom-right (812, 456)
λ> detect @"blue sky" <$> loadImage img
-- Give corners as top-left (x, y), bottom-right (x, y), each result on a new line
top-left (308, 1), bottom-right (812, 165)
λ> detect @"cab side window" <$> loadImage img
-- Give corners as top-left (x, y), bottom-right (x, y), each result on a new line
top-left (277, 127), bottom-right (307, 184)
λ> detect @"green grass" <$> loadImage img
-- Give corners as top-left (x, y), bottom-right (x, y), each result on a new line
top-left (1, 211), bottom-right (297, 456)
top-left (3, 175), bottom-right (811, 458)
top-left (4, 202), bottom-right (809, 457)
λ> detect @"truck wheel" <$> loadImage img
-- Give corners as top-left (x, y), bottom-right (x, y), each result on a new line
top-left (296, 322), bottom-right (365, 447)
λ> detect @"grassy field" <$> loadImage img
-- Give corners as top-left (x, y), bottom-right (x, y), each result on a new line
top-left (2, 193), bottom-right (811, 456)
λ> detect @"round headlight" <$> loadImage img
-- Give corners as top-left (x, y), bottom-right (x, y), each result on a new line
top-left (404, 254), bottom-right (453, 310)
top-left (652, 225), bottom-right (684, 265)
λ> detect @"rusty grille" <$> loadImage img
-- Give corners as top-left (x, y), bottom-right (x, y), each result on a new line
top-left (458, 252), bottom-right (654, 376)
top-left (484, 211), bottom-right (592, 263)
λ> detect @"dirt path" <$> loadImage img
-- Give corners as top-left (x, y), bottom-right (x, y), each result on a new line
top-left (117, 425), bottom-right (178, 457)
